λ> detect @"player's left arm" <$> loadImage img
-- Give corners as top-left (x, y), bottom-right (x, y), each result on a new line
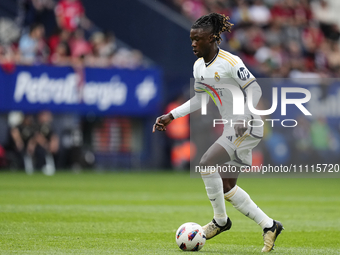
top-left (230, 60), bottom-right (262, 136)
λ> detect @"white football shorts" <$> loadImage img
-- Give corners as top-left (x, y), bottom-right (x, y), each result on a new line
top-left (216, 128), bottom-right (262, 167)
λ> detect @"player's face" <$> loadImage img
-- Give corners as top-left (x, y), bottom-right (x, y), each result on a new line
top-left (190, 28), bottom-right (213, 58)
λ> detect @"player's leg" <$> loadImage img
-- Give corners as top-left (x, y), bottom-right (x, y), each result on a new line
top-left (220, 133), bottom-right (274, 229)
top-left (222, 164), bottom-right (283, 251)
top-left (199, 142), bottom-right (232, 239)
top-left (223, 176), bottom-right (274, 229)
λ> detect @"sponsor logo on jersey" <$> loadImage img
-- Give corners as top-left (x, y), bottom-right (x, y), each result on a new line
top-left (196, 82), bottom-right (222, 106)
top-left (214, 72), bottom-right (220, 82)
top-left (237, 67), bottom-right (250, 81)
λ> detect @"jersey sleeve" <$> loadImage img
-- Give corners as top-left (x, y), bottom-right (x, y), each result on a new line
top-left (227, 57), bottom-right (261, 122)
top-left (170, 59), bottom-right (208, 119)
top-left (192, 58), bottom-right (206, 94)
top-left (170, 92), bottom-right (206, 119)
top-left (229, 58), bottom-right (257, 90)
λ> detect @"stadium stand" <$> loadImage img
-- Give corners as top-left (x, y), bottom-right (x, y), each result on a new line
top-left (0, 0), bottom-right (155, 172)
top-left (163, 0), bottom-right (340, 78)
top-left (0, 0), bottom-right (148, 69)
top-left (160, 0), bottom-right (340, 167)
top-left (1, 0), bottom-right (340, 171)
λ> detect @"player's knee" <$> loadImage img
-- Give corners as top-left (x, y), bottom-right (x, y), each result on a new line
top-left (199, 155), bottom-right (217, 177)
top-left (223, 181), bottom-right (236, 193)
top-left (223, 184), bottom-right (234, 193)
top-left (199, 154), bottom-right (212, 167)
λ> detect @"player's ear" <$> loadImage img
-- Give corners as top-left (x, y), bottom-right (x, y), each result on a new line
top-left (208, 33), bottom-right (215, 43)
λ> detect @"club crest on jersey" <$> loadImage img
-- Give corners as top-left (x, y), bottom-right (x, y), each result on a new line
top-left (214, 72), bottom-right (220, 82)
top-left (237, 67), bottom-right (250, 81)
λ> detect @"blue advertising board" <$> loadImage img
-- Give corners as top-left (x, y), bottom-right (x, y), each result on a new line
top-left (0, 65), bottom-right (162, 116)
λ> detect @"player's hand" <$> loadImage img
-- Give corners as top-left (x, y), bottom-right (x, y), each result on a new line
top-left (234, 122), bottom-right (248, 137)
top-left (152, 113), bottom-right (174, 133)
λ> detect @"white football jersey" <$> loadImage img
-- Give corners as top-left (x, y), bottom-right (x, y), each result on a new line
top-left (193, 48), bottom-right (261, 136)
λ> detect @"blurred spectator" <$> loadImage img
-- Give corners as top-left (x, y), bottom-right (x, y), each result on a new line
top-left (315, 41), bottom-right (330, 72)
top-left (325, 24), bottom-right (340, 42)
top-left (286, 39), bottom-right (303, 66)
top-left (270, 0), bottom-right (294, 25)
top-left (85, 32), bottom-right (111, 67)
top-left (255, 43), bottom-right (283, 74)
top-left (166, 0), bottom-right (340, 77)
top-left (69, 28), bottom-right (91, 58)
top-left (35, 111), bottom-right (59, 175)
top-left (50, 41), bottom-right (71, 65)
top-left (0, 17), bottom-right (21, 45)
top-left (249, 0), bottom-right (271, 26)
top-left (326, 41), bottom-right (340, 73)
top-left (281, 18), bottom-right (302, 45)
top-left (55, 0), bottom-right (92, 32)
top-left (294, 0), bottom-right (312, 27)
top-left (239, 25), bottom-right (265, 65)
top-left (301, 22), bottom-right (324, 71)
top-left (265, 21), bottom-right (284, 47)
top-left (180, 0), bottom-right (208, 21)
top-left (0, 45), bottom-right (18, 73)
top-left (302, 22), bottom-right (324, 50)
top-left (5, 111), bottom-right (60, 174)
top-left (48, 29), bottom-right (71, 56)
top-left (17, 0), bottom-right (56, 30)
top-left (103, 31), bottom-right (117, 56)
top-left (231, 0), bottom-right (252, 25)
top-left (311, 0), bottom-right (339, 40)
top-left (112, 48), bottom-right (145, 69)
top-left (129, 50), bottom-right (144, 69)
top-left (205, 0), bottom-right (230, 16)
top-left (5, 0), bottom-right (147, 69)
top-left (18, 23), bottom-right (48, 64)
top-left (5, 113), bottom-right (36, 173)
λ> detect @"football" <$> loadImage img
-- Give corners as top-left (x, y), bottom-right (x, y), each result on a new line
top-left (175, 222), bottom-right (206, 251)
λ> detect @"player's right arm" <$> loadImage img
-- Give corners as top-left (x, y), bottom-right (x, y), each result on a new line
top-left (153, 60), bottom-right (207, 133)
top-left (152, 92), bottom-right (206, 132)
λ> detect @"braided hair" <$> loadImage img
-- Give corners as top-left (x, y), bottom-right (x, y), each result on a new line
top-left (191, 13), bottom-right (233, 44)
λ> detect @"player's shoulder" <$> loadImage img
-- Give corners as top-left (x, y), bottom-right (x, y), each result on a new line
top-left (217, 49), bottom-right (243, 68)
top-left (193, 57), bottom-right (204, 67)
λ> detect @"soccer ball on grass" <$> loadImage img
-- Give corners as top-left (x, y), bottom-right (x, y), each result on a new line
top-left (175, 222), bottom-right (206, 251)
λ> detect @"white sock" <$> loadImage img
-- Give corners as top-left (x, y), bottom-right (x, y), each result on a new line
top-left (225, 185), bottom-right (273, 229)
top-left (201, 170), bottom-right (228, 226)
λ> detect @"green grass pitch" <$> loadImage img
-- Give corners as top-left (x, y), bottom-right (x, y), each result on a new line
top-left (0, 171), bottom-right (339, 254)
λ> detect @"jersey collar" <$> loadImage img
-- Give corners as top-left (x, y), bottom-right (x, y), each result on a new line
top-left (205, 48), bottom-right (219, 68)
